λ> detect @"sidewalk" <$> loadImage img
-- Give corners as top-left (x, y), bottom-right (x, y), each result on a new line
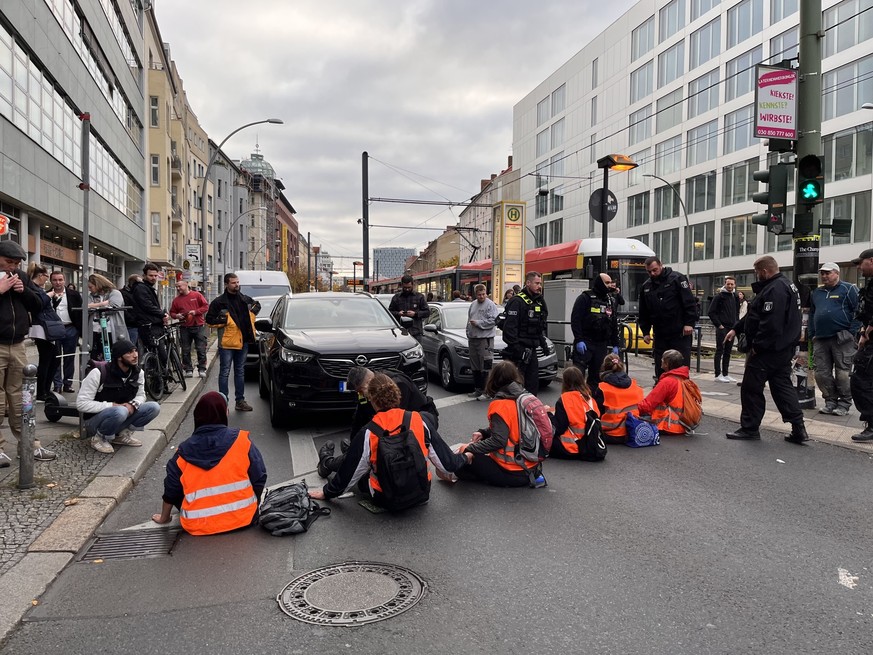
top-left (0, 341), bottom-right (218, 642)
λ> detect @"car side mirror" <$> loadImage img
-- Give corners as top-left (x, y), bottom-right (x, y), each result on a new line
top-left (254, 318), bottom-right (273, 333)
top-left (423, 324), bottom-right (437, 333)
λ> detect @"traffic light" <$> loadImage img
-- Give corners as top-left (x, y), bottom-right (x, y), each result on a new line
top-left (752, 162), bottom-right (789, 234)
top-left (796, 154), bottom-right (824, 209)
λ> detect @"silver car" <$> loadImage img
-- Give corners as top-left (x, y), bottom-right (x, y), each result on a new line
top-left (419, 302), bottom-right (557, 390)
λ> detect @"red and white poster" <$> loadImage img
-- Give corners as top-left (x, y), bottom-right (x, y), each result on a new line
top-left (754, 65), bottom-right (798, 140)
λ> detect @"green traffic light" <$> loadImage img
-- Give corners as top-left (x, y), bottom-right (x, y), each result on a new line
top-left (801, 182), bottom-right (820, 200)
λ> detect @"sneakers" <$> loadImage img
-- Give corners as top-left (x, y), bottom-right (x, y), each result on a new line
top-left (111, 429), bottom-right (142, 447)
top-left (184, 371), bottom-right (194, 378)
top-left (851, 424), bottom-right (873, 442)
top-left (819, 403), bottom-right (837, 415)
top-left (468, 389), bottom-right (483, 398)
top-left (33, 445), bottom-right (57, 461)
top-left (318, 441), bottom-right (336, 478)
top-left (62, 385), bottom-right (74, 393)
top-left (723, 375), bottom-right (737, 383)
top-left (90, 434), bottom-right (115, 454)
top-left (235, 400), bottom-right (253, 412)
top-left (476, 393), bottom-right (490, 401)
top-left (0, 452), bottom-right (10, 468)
top-left (197, 370), bottom-right (206, 378)
top-left (726, 428), bottom-right (761, 440)
top-left (785, 424), bottom-right (809, 444)
top-left (832, 405), bottom-right (850, 417)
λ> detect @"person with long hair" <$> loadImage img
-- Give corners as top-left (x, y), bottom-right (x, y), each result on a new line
top-left (547, 366), bottom-right (600, 459)
top-left (87, 273), bottom-right (127, 359)
top-left (596, 353), bottom-right (645, 443)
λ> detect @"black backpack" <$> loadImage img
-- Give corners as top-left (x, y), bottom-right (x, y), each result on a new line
top-left (570, 395), bottom-right (607, 462)
top-left (259, 480), bottom-right (331, 536)
top-left (373, 411), bottom-right (430, 511)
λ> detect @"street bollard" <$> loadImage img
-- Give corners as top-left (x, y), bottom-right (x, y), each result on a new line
top-left (18, 363), bottom-right (37, 490)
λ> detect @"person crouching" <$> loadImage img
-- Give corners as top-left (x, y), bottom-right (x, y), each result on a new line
top-left (638, 349), bottom-right (691, 435)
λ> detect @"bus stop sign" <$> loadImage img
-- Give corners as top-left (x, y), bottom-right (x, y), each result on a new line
top-left (589, 189), bottom-right (618, 224)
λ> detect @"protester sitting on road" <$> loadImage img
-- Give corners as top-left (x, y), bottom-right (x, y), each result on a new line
top-left (152, 391), bottom-right (267, 534)
top-left (547, 366), bottom-right (600, 459)
top-left (310, 374), bottom-right (468, 511)
top-left (456, 361), bottom-right (544, 487)
top-left (76, 339), bottom-right (161, 454)
top-left (638, 349), bottom-right (695, 435)
top-left (596, 353), bottom-right (645, 443)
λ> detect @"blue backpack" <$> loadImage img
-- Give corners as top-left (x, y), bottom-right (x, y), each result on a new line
top-left (625, 413), bottom-right (660, 448)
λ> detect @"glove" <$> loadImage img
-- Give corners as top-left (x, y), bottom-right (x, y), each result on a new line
top-left (575, 341), bottom-right (587, 355)
top-left (612, 346), bottom-right (620, 355)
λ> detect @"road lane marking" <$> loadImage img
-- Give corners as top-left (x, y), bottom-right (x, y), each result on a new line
top-left (287, 428), bottom-right (320, 478)
top-left (435, 395), bottom-right (482, 409)
top-left (838, 568), bottom-right (859, 589)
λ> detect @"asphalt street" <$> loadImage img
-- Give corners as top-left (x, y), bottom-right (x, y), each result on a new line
top-left (3, 371), bottom-right (873, 655)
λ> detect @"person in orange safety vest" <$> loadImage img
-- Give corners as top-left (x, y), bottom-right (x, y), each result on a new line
top-left (547, 365), bottom-right (600, 458)
top-left (151, 391), bottom-right (267, 534)
top-left (638, 349), bottom-right (690, 435)
top-left (595, 353), bottom-right (645, 443)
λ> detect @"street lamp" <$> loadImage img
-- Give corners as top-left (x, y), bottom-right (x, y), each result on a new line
top-left (644, 173), bottom-right (691, 277)
top-left (200, 118), bottom-right (283, 296)
top-left (352, 260), bottom-right (363, 292)
top-left (222, 206), bottom-right (267, 278)
top-left (596, 154), bottom-right (638, 276)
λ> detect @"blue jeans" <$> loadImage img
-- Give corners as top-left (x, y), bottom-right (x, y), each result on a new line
top-left (85, 401), bottom-right (161, 439)
top-left (218, 345), bottom-right (248, 402)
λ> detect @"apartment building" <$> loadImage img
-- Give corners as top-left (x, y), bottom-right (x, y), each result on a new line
top-left (513, 0), bottom-right (873, 296)
top-left (458, 156), bottom-right (521, 263)
top-left (238, 150), bottom-right (282, 271)
top-left (373, 247), bottom-right (415, 279)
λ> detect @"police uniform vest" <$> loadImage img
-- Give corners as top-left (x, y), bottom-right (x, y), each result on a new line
top-left (366, 408), bottom-right (431, 494)
top-left (511, 291), bottom-right (547, 344)
top-left (557, 391), bottom-right (599, 455)
top-left (600, 381), bottom-right (644, 438)
top-left (579, 292), bottom-right (615, 343)
top-left (650, 377), bottom-right (685, 434)
top-left (487, 398), bottom-right (539, 471)
top-left (178, 430), bottom-right (258, 535)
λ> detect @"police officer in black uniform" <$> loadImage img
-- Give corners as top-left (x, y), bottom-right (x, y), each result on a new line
top-left (502, 271), bottom-right (548, 394)
top-left (638, 256), bottom-right (699, 379)
top-left (571, 272), bottom-right (619, 391)
top-left (725, 256), bottom-right (808, 444)
top-left (388, 275), bottom-right (429, 338)
top-left (850, 248), bottom-right (873, 441)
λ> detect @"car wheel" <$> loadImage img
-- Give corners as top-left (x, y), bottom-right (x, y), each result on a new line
top-left (539, 379), bottom-right (552, 388)
top-left (439, 352), bottom-right (458, 391)
top-left (258, 363), bottom-right (269, 399)
top-left (269, 377), bottom-right (289, 429)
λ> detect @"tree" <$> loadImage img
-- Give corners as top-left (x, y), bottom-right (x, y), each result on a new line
top-left (438, 255), bottom-right (459, 268)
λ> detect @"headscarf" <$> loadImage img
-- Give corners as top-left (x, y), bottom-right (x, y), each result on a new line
top-left (193, 391), bottom-right (228, 428)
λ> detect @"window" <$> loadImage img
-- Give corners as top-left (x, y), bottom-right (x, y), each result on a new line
top-left (629, 149), bottom-right (650, 186)
top-left (150, 154), bottom-right (160, 185)
top-left (725, 46), bottom-right (763, 101)
top-left (628, 192), bottom-right (650, 227)
top-left (692, 0), bottom-right (720, 20)
top-left (551, 84), bottom-right (566, 115)
top-left (590, 134), bottom-right (598, 165)
top-left (629, 106), bottom-right (652, 145)
top-left (551, 118), bottom-right (564, 149)
top-left (536, 128), bottom-right (549, 157)
top-left (656, 89), bottom-right (684, 133)
top-left (216, 179), bottom-right (222, 198)
top-left (217, 209), bottom-right (222, 229)
top-left (688, 69), bottom-right (720, 119)
top-left (207, 194), bottom-right (213, 213)
top-left (534, 223), bottom-right (548, 248)
top-left (632, 17), bottom-right (655, 60)
top-left (632, 233), bottom-right (651, 246)
top-left (149, 96), bottom-right (159, 127)
top-left (655, 135), bottom-right (682, 176)
top-left (150, 212), bottom-right (160, 245)
top-left (820, 190), bottom-right (871, 246)
top-left (824, 0), bottom-right (873, 58)
top-left (686, 119), bottom-right (718, 166)
top-left (771, 0), bottom-right (798, 23)
top-left (655, 184), bottom-right (681, 221)
top-left (688, 220), bottom-right (715, 261)
top-left (690, 18), bottom-right (720, 69)
top-left (727, 0), bottom-right (763, 48)
top-left (630, 61), bottom-right (654, 103)
top-left (548, 218), bottom-right (563, 245)
top-left (822, 123), bottom-right (873, 183)
top-left (550, 187), bottom-right (565, 214)
top-left (770, 27), bottom-right (799, 61)
top-left (550, 153), bottom-right (565, 178)
top-left (591, 97), bottom-right (597, 127)
top-left (653, 228), bottom-right (680, 263)
top-left (660, 0), bottom-right (686, 42)
top-left (536, 189), bottom-right (548, 219)
top-left (535, 160), bottom-right (549, 188)
top-left (537, 97), bottom-right (549, 126)
top-left (217, 242), bottom-right (222, 262)
top-left (722, 158), bottom-right (758, 205)
top-left (592, 59), bottom-right (598, 88)
top-left (207, 225), bottom-right (213, 243)
top-left (721, 215), bottom-right (758, 258)
top-left (658, 41), bottom-right (684, 88)
top-left (823, 55), bottom-right (873, 121)
top-left (685, 171), bottom-right (716, 212)
top-left (723, 105), bottom-right (754, 154)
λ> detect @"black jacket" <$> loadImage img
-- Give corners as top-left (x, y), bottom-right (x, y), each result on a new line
top-left (736, 272), bottom-right (801, 352)
top-left (132, 280), bottom-right (166, 327)
top-left (503, 288), bottom-right (548, 351)
top-left (0, 268), bottom-right (43, 344)
top-left (388, 290), bottom-right (429, 336)
top-left (120, 283), bottom-right (141, 329)
top-left (204, 291), bottom-right (260, 344)
top-left (349, 370), bottom-right (437, 438)
top-left (571, 276), bottom-right (618, 345)
top-left (708, 289), bottom-right (739, 329)
top-left (638, 267), bottom-right (699, 337)
top-left (857, 277), bottom-right (873, 331)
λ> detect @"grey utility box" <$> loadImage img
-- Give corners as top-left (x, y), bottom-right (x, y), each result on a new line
top-left (543, 278), bottom-right (589, 366)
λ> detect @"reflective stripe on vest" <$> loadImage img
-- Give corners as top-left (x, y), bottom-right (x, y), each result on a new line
top-left (650, 379), bottom-right (685, 434)
top-left (366, 408), bottom-right (430, 494)
top-left (600, 382), bottom-right (644, 437)
top-left (178, 430), bottom-right (257, 535)
top-left (488, 398), bottom-right (537, 471)
top-left (557, 391), bottom-right (597, 454)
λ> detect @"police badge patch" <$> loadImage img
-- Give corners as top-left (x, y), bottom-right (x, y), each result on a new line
top-left (681, 281), bottom-right (689, 288)
top-left (764, 301), bottom-right (773, 312)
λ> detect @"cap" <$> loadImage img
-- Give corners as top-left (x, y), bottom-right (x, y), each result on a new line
top-left (851, 248), bottom-right (873, 265)
top-left (110, 339), bottom-right (137, 361)
top-left (0, 240), bottom-right (27, 260)
top-left (818, 262), bottom-right (840, 272)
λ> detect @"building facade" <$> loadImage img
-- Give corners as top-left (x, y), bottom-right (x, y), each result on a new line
top-left (373, 246), bottom-right (415, 280)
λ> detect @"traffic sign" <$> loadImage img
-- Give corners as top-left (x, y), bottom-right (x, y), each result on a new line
top-left (589, 189), bottom-right (618, 224)
top-left (183, 259), bottom-right (190, 270)
top-left (185, 244), bottom-right (200, 262)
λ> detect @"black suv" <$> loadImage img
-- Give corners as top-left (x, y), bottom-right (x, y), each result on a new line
top-left (256, 293), bottom-right (426, 428)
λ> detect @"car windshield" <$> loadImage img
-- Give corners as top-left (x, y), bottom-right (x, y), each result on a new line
top-left (439, 305), bottom-right (472, 330)
top-left (242, 284), bottom-right (290, 297)
top-left (282, 297), bottom-right (397, 329)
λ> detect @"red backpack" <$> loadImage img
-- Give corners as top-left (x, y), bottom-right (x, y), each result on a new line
top-left (515, 392), bottom-right (554, 462)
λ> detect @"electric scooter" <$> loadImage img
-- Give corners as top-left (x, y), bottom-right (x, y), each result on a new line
top-left (44, 306), bottom-right (128, 422)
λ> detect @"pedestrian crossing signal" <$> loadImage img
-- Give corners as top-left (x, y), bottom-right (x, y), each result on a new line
top-left (797, 154), bottom-right (824, 209)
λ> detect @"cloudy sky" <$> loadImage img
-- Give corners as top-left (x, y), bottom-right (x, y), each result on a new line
top-left (155, 0), bottom-right (631, 274)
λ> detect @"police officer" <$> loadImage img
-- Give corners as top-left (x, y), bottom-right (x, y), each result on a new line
top-left (638, 256), bottom-right (699, 379)
top-left (571, 272), bottom-right (618, 391)
top-left (725, 256), bottom-right (808, 444)
top-left (502, 271), bottom-right (548, 394)
top-left (850, 248), bottom-right (873, 441)
top-left (388, 275), bottom-right (429, 338)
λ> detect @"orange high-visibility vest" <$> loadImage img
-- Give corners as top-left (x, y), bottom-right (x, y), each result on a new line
top-left (178, 430), bottom-right (257, 536)
top-left (487, 398), bottom-right (538, 471)
top-left (366, 408), bottom-right (431, 493)
top-left (556, 391), bottom-right (599, 455)
top-left (600, 381), bottom-right (644, 437)
top-left (650, 377), bottom-right (686, 434)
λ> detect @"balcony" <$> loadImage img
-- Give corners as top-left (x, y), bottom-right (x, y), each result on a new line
top-left (171, 154), bottom-right (182, 180)
top-left (171, 203), bottom-right (183, 227)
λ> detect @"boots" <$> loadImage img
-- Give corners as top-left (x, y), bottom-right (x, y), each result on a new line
top-left (851, 423), bottom-right (873, 442)
top-left (317, 441), bottom-right (337, 478)
top-left (785, 423), bottom-right (809, 444)
top-left (340, 438), bottom-right (351, 454)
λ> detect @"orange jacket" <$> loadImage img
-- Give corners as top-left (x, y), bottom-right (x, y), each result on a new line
top-left (367, 408), bottom-right (431, 493)
top-left (178, 430), bottom-right (258, 535)
top-left (555, 391), bottom-right (600, 455)
top-left (600, 381), bottom-right (644, 437)
top-left (487, 398), bottom-right (538, 471)
top-left (639, 369), bottom-right (687, 435)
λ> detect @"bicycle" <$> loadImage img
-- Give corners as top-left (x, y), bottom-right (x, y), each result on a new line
top-left (141, 322), bottom-right (187, 401)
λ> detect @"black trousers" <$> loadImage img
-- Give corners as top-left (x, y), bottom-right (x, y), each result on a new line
top-left (714, 326), bottom-right (734, 377)
top-left (456, 454), bottom-right (531, 487)
top-left (508, 349), bottom-right (540, 395)
top-left (850, 343), bottom-right (873, 424)
top-left (35, 338), bottom-right (59, 399)
top-left (740, 348), bottom-right (803, 431)
top-left (574, 341), bottom-right (608, 392)
top-left (653, 332), bottom-right (693, 379)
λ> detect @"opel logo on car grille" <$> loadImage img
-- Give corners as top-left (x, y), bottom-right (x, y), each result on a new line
top-left (355, 355), bottom-right (369, 366)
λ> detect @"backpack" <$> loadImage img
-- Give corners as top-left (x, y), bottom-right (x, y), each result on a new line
top-left (571, 395), bottom-right (607, 462)
top-left (373, 411), bottom-right (430, 511)
top-left (259, 480), bottom-right (331, 536)
top-left (515, 392), bottom-right (554, 463)
top-left (625, 412), bottom-right (660, 448)
top-left (677, 377), bottom-right (703, 431)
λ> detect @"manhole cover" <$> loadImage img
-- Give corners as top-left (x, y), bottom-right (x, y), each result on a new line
top-left (277, 561), bottom-right (427, 626)
top-left (79, 529), bottom-right (181, 562)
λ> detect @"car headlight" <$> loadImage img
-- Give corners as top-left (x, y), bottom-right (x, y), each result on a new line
top-left (401, 343), bottom-right (423, 363)
top-left (279, 347), bottom-right (313, 364)
top-left (453, 345), bottom-right (469, 357)
top-left (543, 339), bottom-right (554, 355)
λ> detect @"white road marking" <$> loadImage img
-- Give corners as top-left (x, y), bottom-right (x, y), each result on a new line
top-left (434, 394), bottom-right (481, 409)
top-left (700, 391), bottom-right (730, 397)
top-left (287, 427), bottom-right (320, 478)
top-left (838, 568), bottom-right (859, 589)
top-left (776, 459), bottom-right (786, 464)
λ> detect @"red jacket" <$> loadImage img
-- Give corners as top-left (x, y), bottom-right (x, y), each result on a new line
top-left (170, 291), bottom-right (209, 327)
top-left (638, 366), bottom-right (689, 416)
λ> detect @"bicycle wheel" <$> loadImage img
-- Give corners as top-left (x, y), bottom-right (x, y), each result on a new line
top-left (141, 352), bottom-right (165, 401)
top-left (168, 347), bottom-right (187, 391)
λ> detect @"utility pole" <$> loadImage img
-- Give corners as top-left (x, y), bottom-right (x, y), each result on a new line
top-left (307, 231), bottom-right (311, 292)
top-left (362, 151), bottom-right (370, 291)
